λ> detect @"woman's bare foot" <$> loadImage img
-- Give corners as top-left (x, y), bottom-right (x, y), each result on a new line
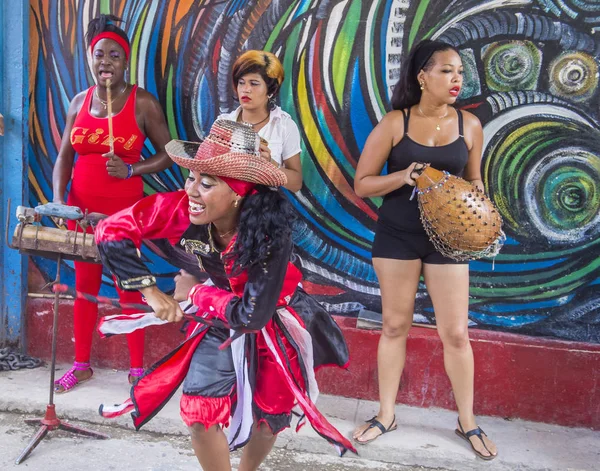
top-left (456, 418), bottom-right (498, 459)
top-left (352, 414), bottom-right (397, 444)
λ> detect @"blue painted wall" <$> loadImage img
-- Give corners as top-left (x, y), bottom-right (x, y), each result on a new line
top-left (0, 1), bottom-right (29, 348)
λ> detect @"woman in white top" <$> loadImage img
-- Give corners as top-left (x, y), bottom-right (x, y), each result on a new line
top-left (219, 50), bottom-right (303, 192)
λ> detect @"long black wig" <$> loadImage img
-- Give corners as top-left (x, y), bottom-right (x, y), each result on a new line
top-left (225, 185), bottom-right (297, 274)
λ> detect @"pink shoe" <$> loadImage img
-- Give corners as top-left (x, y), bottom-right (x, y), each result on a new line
top-left (54, 361), bottom-right (93, 393)
top-left (128, 367), bottom-right (144, 385)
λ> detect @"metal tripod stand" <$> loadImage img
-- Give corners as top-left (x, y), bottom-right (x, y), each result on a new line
top-left (6, 200), bottom-right (110, 464)
top-left (15, 253), bottom-right (109, 464)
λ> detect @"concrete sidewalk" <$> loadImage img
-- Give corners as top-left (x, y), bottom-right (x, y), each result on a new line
top-left (1, 364), bottom-right (598, 471)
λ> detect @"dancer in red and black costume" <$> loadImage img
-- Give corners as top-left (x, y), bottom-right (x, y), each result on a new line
top-left (95, 120), bottom-right (355, 469)
top-left (51, 15), bottom-right (172, 392)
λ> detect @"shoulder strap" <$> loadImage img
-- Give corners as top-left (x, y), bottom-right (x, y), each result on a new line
top-left (403, 108), bottom-right (410, 135)
top-left (124, 84), bottom-right (138, 113)
top-left (80, 86), bottom-right (95, 115)
top-left (457, 109), bottom-right (464, 137)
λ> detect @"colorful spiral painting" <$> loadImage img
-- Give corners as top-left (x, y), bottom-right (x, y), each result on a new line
top-left (29, 0), bottom-right (600, 342)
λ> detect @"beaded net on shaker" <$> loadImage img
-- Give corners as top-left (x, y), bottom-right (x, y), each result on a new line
top-left (414, 165), bottom-right (505, 261)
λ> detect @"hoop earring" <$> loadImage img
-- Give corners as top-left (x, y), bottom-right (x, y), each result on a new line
top-left (268, 95), bottom-right (276, 109)
top-left (234, 199), bottom-right (239, 208)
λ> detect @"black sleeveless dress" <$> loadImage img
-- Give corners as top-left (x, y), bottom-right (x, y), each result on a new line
top-left (372, 108), bottom-right (469, 264)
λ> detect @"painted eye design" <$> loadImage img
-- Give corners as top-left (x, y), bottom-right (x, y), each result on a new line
top-left (458, 41), bottom-right (599, 102)
top-left (483, 103), bottom-right (600, 246)
top-left (430, 5), bottom-right (600, 333)
top-left (434, 14), bottom-right (600, 249)
top-left (549, 51), bottom-right (599, 102)
top-left (481, 41), bottom-right (542, 92)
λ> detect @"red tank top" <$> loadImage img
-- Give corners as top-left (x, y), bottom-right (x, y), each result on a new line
top-left (69, 85), bottom-right (145, 197)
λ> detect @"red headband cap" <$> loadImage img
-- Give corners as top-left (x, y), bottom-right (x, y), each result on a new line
top-left (90, 32), bottom-right (130, 60)
top-left (219, 176), bottom-right (256, 197)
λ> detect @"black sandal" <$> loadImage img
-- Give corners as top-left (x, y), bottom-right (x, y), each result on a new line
top-left (355, 416), bottom-right (397, 445)
top-left (455, 418), bottom-right (497, 460)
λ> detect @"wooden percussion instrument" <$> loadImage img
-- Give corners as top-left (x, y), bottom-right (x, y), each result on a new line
top-left (12, 225), bottom-right (100, 262)
top-left (8, 204), bottom-right (103, 263)
top-left (413, 165), bottom-right (505, 261)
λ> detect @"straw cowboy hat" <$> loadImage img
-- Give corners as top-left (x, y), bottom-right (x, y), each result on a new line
top-left (165, 119), bottom-right (287, 187)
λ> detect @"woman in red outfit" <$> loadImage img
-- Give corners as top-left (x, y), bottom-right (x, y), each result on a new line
top-left (95, 120), bottom-right (354, 470)
top-left (51, 15), bottom-right (172, 392)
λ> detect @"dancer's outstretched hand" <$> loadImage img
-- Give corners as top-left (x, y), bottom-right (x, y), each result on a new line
top-left (140, 286), bottom-right (184, 323)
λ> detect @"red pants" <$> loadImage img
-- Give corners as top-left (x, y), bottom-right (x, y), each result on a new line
top-left (73, 261), bottom-right (145, 367)
top-left (67, 190), bottom-right (145, 367)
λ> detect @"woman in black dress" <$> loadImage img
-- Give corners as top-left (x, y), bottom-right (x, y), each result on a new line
top-left (352, 40), bottom-right (498, 460)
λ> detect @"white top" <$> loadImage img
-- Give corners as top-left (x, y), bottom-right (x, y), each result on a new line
top-left (217, 106), bottom-right (302, 166)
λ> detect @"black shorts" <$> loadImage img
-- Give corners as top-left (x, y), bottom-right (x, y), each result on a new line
top-left (371, 222), bottom-right (467, 265)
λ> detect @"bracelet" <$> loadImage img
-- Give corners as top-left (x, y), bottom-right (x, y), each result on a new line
top-left (126, 164), bottom-right (134, 179)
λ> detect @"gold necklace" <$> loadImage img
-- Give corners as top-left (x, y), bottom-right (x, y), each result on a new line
top-left (418, 105), bottom-right (448, 131)
top-left (212, 223), bottom-right (237, 238)
top-left (95, 83), bottom-right (127, 110)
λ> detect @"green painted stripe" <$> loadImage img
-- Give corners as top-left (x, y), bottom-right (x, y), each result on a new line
top-left (470, 259), bottom-right (599, 298)
top-left (129, 3), bottom-right (149, 82)
top-left (493, 239), bottom-right (600, 262)
top-left (166, 67), bottom-right (177, 137)
top-left (470, 260), bottom-right (580, 285)
top-left (279, 25), bottom-right (301, 114)
top-left (265, 2), bottom-right (296, 51)
top-left (332, 0), bottom-right (362, 103)
top-left (369, 0), bottom-right (386, 114)
top-left (408, 0), bottom-right (431, 49)
top-left (100, 0), bottom-right (110, 15)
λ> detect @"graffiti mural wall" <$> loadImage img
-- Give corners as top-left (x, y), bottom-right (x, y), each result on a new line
top-left (29, 0), bottom-right (599, 343)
